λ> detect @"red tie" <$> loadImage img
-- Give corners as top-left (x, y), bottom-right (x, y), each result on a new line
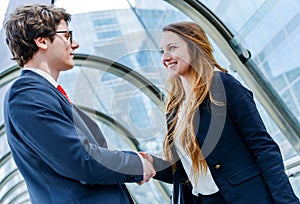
top-left (57, 85), bottom-right (72, 104)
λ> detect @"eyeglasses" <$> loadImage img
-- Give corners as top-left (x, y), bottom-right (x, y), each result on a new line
top-left (55, 30), bottom-right (73, 43)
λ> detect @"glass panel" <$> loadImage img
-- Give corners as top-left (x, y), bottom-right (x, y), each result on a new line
top-left (0, 84), bottom-right (13, 125)
top-left (0, 160), bottom-right (21, 197)
top-left (290, 173), bottom-right (300, 196)
top-left (59, 65), bottom-right (167, 155)
top-left (59, 0), bottom-right (190, 82)
top-left (200, 0), bottom-right (300, 123)
top-left (200, 0), bottom-right (266, 33)
top-left (0, 135), bottom-right (10, 158)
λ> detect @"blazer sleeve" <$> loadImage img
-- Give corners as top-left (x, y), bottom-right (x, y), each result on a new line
top-left (222, 73), bottom-right (299, 202)
top-left (6, 79), bottom-right (143, 185)
top-left (152, 155), bottom-right (173, 184)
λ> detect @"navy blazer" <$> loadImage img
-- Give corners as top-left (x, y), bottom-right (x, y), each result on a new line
top-left (4, 70), bottom-right (143, 204)
top-left (153, 72), bottom-right (299, 204)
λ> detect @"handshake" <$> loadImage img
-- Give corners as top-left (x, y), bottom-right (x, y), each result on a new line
top-left (138, 152), bottom-right (155, 185)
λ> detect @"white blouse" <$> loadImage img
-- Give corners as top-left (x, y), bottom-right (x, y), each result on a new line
top-left (174, 101), bottom-right (219, 196)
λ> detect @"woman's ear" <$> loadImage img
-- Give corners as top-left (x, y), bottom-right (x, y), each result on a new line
top-left (34, 37), bottom-right (48, 50)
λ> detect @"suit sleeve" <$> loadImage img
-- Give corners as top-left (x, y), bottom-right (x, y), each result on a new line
top-left (7, 80), bottom-right (143, 185)
top-left (222, 73), bottom-right (299, 202)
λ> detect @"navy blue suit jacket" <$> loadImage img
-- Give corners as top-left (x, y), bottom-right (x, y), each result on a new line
top-left (153, 72), bottom-right (299, 204)
top-left (4, 70), bottom-right (143, 204)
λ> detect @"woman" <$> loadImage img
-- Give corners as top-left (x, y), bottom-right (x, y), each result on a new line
top-left (141, 21), bottom-right (299, 204)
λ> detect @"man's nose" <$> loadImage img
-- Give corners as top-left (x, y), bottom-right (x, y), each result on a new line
top-left (71, 40), bottom-right (79, 49)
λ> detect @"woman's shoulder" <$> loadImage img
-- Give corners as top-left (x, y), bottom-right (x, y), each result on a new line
top-left (214, 71), bottom-right (248, 91)
top-left (212, 71), bottom-right (253, 101)
top-left (215, 71), bottom-right (239, 85)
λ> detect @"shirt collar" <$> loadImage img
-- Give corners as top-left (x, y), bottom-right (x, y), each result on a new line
top-left (23, 68), bottom-right (58, 88)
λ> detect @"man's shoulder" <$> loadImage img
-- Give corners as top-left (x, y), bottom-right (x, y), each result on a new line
top-left (12, 70), bottom-right (50, 90)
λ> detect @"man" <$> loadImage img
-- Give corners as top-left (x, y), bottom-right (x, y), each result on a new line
top-left (4, 3), bottom-right (155, 204)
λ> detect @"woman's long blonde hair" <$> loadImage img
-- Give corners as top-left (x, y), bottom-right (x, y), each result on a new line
top-left (162, 21), bottom-right (227, 179)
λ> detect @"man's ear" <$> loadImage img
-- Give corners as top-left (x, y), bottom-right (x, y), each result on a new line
top-left (34, 37), bottom-right (48, 50)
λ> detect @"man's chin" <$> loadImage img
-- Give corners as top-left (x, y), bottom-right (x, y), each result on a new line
top-left (64, 64), bottom-right (74, 70)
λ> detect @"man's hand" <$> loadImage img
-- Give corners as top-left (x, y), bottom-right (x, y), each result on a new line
top-left (139, 152), bottom-right (153, 164)
top-left (137, 152), bottom-right (155, 185)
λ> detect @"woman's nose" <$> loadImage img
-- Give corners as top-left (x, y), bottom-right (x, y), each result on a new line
top-left (162, 52), bottom-right (171, 63)
top-left (162, 51), bottom-right (171, 61)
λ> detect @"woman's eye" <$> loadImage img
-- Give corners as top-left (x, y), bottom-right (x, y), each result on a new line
top-left (169, 46), bottom-right (176, 50)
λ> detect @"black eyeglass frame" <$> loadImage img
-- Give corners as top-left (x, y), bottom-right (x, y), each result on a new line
top-left (55, 30), bottom-right (73, 43)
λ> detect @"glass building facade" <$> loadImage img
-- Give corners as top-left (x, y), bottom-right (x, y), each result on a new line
top-left (1, 0), bottom-right (299, 203)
